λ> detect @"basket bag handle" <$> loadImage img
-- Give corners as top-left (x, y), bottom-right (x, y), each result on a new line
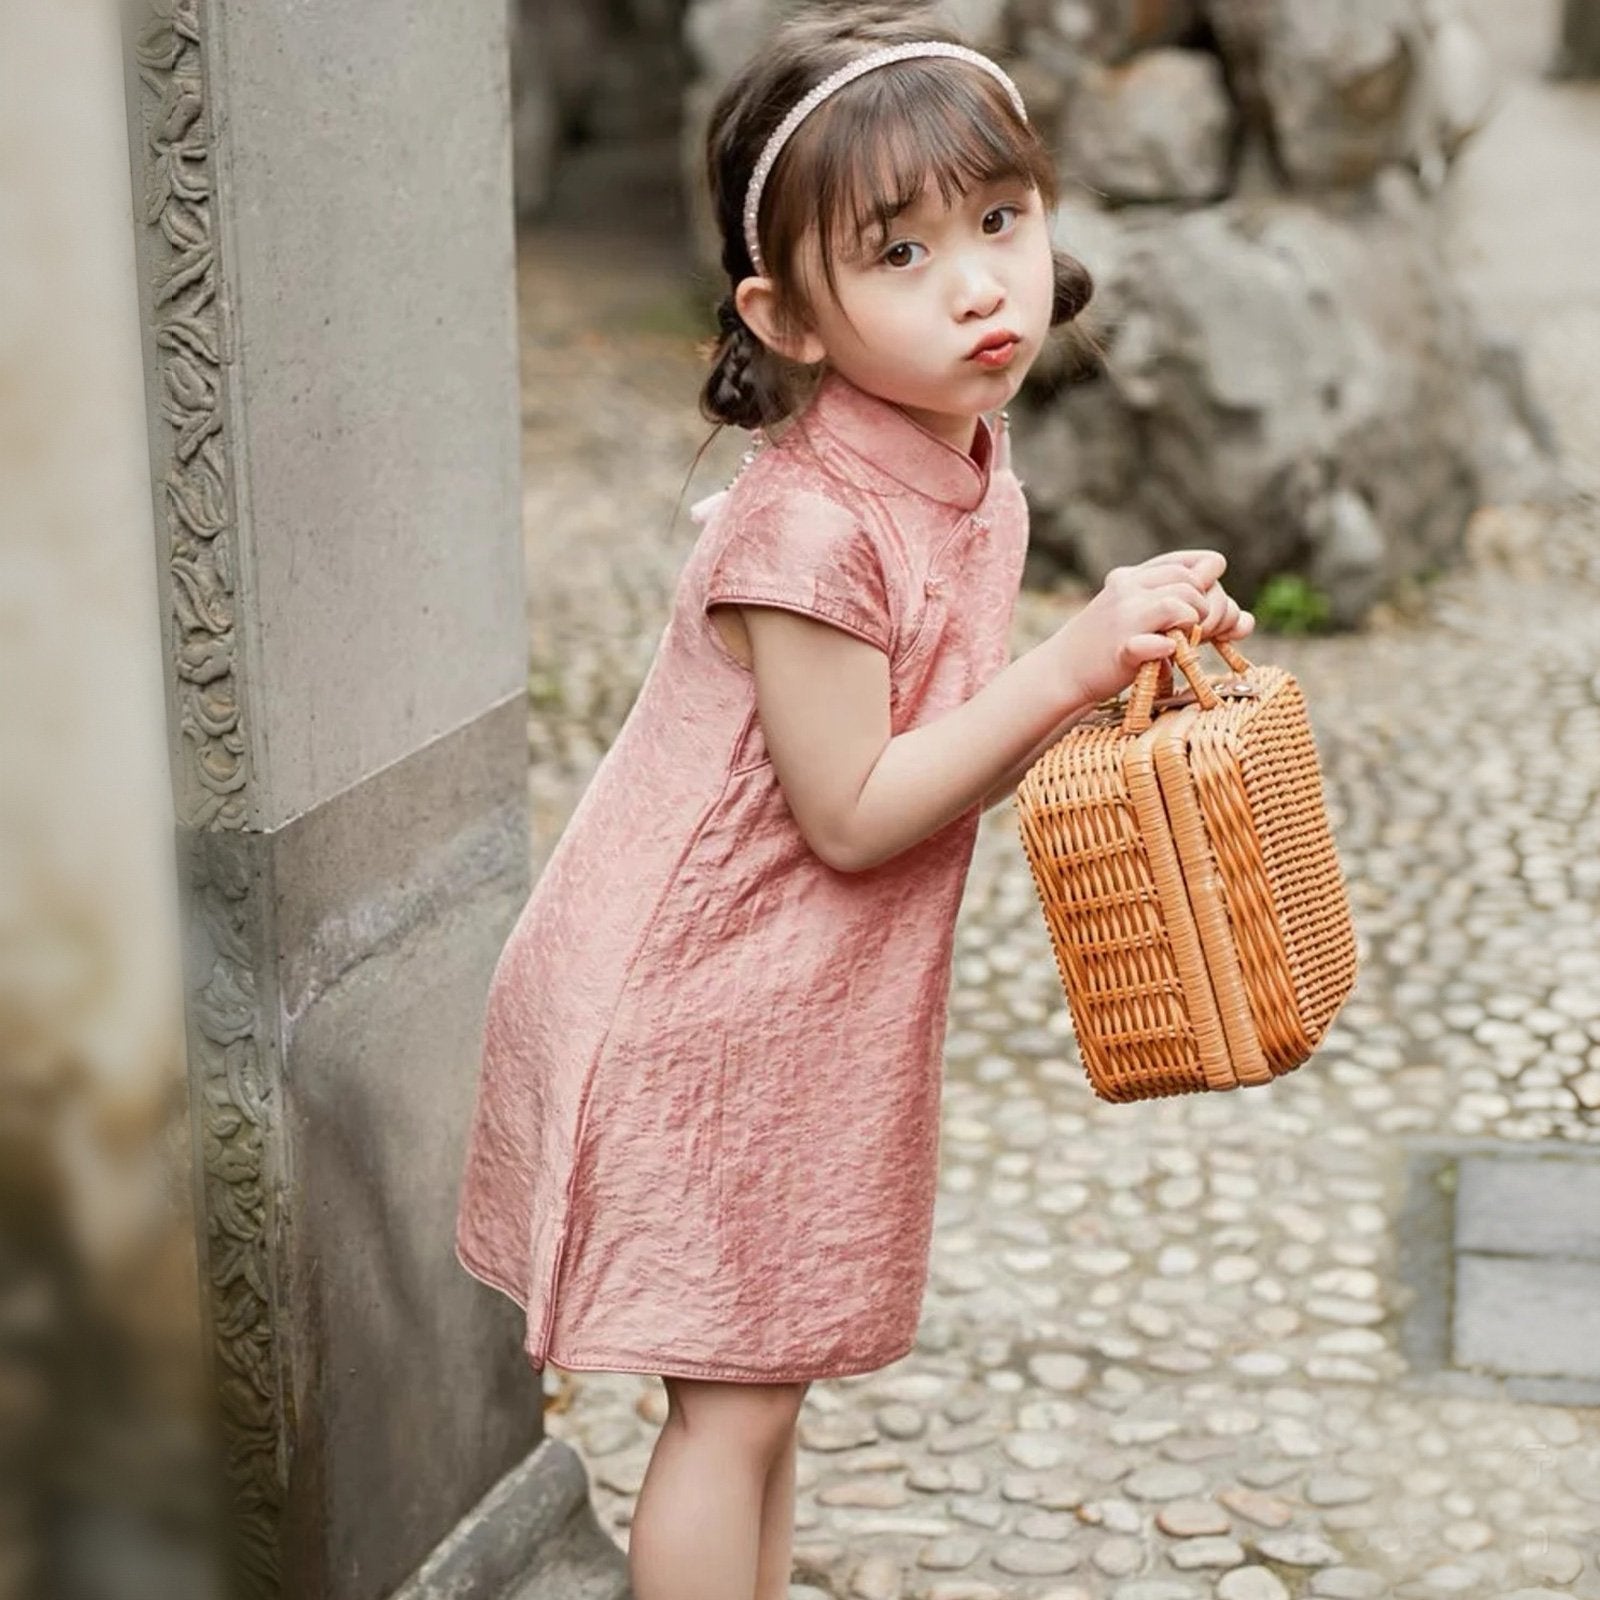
top-left (1120, 624), bottom-right (1255, 736)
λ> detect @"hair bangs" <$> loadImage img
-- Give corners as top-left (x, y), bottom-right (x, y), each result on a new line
top-left (838, 79), bottom-right (1046, 262)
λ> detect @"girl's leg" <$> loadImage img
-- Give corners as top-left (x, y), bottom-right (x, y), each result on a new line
top-left (629, 1375), bottom-right (808, 1600)
top-left (753, 1384), bottom-right (807, 1600)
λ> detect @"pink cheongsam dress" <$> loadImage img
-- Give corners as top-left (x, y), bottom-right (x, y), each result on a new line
top-left (455, 365), bottom-right (1029, 1381)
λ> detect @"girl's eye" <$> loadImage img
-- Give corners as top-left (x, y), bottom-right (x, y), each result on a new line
top-left (881, 240), bottom-right (927, 270)
top-left (983, 202), bottom-right (1024, 235)
top-left (878, 202), bottom-right (1026, 269)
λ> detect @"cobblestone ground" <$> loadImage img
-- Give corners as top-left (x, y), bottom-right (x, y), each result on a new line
top-left (515, 18), bottom-right (1600, 1597)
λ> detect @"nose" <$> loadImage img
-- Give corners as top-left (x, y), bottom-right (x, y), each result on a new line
top-left (951, 248), bottom-right (1005, 317)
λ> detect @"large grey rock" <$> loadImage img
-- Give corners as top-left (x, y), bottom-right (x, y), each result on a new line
top-left (1062, 49), bottom-right (1234, 203)
top-left (1555, 0), bottom-right (1600, 78)
top-left (931, 0), bottom-right (1013, 51)
top-left (1006, 0), bottom-right (1203, 128)
top-left (1203, 0), bottom-right (1421, 188)
top-left (1019, 188), bottom-right (1485, 623)
top-left (1200, 0), bottom-right (1494, 193)
top-left (1467, 329), bottom-right (1567, 506)
top-left (1418, 9), bottom-right (1496, 162)
top-left (1033, 0), bottom-right (1202, 61)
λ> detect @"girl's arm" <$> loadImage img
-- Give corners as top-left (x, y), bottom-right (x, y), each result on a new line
top-left (735, 604), bottom-right (1093, 872)
top-left (977, 700), bottom-right (1099, 814)
top-left (728, 548), bottom-right (1234, 873)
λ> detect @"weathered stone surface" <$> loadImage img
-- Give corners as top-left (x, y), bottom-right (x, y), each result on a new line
top-left (1453, 1254), bottom-right (1600, 1379)
top-left (931, 0), bottom-right (1012, 51)
top-left (1024, 192), bottom-right (1482, 623)
top-left (1202, 0), bottom-right (1496, 190)
top-left (1453, 1153), bottom-right (1600, 1259)
top-left (1218, 1569), bottom-right (1291, 1600)
top-left (1419, 13), bottom-right (1496, 162)
top-left (1204, 0), bottom-right (1420, 187)
top-left (1555, 0), bottom-right (1600, 77)
top-left (1043, 0), bottom-right (1203, 60)
top-left (1061, 50), bottom-right (1234, 203)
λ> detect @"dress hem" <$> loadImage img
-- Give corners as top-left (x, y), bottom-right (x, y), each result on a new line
top-left (455, 1237), bottom-right (531, 1310)
top-left (457, 1235), bottom-right (918, 1383)
top-left (542, 1338), bottom-right (919, 1385)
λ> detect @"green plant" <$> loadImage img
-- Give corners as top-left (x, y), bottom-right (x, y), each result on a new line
top-left (526, 663), bottom-right (565, 711)
top-left (1250, 572), bottom-right (1333, 636)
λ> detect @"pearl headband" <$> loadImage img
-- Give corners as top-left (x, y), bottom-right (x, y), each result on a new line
top-left (741, 41), bottom-right (1030, 278)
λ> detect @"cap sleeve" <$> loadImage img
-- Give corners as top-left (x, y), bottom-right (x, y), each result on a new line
top-left (702, 476), bottom-right (894, 654)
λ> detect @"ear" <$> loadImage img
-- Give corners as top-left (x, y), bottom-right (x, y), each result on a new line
top-left (735, 275), bottom-right (827, 366)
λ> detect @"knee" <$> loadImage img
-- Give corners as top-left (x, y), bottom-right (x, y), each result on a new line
top-left (662, 1376), bottom-right (809, 1457)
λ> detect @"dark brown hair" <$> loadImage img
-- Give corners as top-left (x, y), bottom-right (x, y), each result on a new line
top-left (699, 3), bottom-right (1094, 432)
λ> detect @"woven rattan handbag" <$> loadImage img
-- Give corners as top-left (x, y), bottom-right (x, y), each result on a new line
top-left (1014, 624), bottom-right (1358, 1103)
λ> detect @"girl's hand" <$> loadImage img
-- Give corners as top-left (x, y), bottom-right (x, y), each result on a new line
top-left (1195, 567), bottom-right (1255, 649)
top-left (1053, 549), bottom-right (1255, 707)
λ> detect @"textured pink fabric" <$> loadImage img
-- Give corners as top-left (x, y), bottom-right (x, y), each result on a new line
top-left (454, 366), bottom-right (1029, 1381)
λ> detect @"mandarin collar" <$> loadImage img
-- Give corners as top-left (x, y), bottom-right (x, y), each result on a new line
top-left (797, 367), bottom-right (999, 513)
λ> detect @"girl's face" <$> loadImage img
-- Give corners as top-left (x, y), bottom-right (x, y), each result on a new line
top-left (798, 175), bottom-right (1055, 451)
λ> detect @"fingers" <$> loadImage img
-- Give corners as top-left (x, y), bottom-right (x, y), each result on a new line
top-left (1142, 590), bottom-right (1208, 634)
top-left (1124, 556), bottom-right (1228, 613)
top-left (1123, 633), bottom-right (1181, 664)
top-left (1141, 583), bottom-right (1255, 642)
top-left (1116, 570), bottom-right (1215, 624)
top-left (1200, 586), bottom-right (1234, 637)
top-left (1131, 565), bottom-right (1211, 600)
top-left (1105, 552), bottom-right (1255, 679)
top-left (1207, 587), bottom-right (1255, 641)
top-left (1186, 577), bottom-right (1258, 642)
top-left (1140, 549), bottom-right (1227, 578)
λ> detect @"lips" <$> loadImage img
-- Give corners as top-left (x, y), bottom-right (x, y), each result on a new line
top-left (967, 329), bottom-right (1021, 359)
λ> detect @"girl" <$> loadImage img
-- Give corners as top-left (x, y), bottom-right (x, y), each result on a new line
top-left (455, 6), bottom-right (1254, 1598)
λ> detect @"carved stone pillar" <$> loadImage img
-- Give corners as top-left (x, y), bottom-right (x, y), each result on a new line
top-left (120, 1), bottom-right (625, 1595)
